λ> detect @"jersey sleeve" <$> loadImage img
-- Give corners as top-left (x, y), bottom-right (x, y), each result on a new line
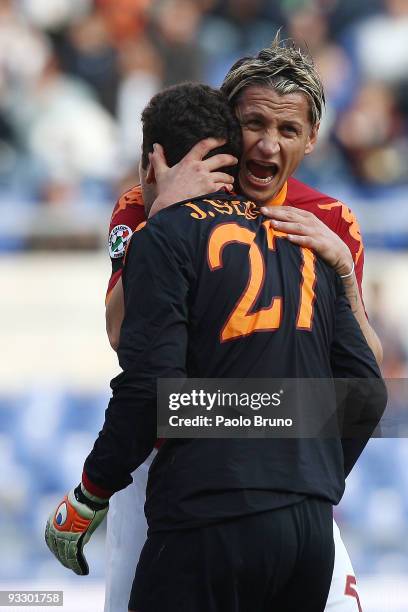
top-left (106, 185), bottom-right (146, 302)
top-left (316, 200), bottom-right (365, 300)
top-left (84, 217), bottom-right (193, 496)
top-left (334, 203), bottom-right (365, 298)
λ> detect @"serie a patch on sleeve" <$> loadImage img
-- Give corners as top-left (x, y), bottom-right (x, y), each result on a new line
top-left (108, 225), bottom-right (133, 259)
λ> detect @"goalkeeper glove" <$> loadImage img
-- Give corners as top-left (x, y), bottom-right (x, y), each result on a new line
top-left (45, 484), bottom-right (108, 575)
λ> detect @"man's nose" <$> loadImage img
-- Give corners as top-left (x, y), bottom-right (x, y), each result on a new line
top-left (257, 131), bottom-right (280, 156)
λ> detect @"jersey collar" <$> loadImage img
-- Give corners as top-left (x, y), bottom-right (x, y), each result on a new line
top-left (264, 182), bottom-right (288, 207)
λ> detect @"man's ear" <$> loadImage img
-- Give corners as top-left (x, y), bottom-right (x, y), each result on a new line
top-left (305, 122), bottom-right (319, 156)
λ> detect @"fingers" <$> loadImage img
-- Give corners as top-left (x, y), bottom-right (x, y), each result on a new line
top-left (270, 220), bottom-right (307, 236)
top-left (215, 183), bottom-right (234, 193)
top-left (202, 153), bottom-right (238, 171)
top-left (149, 144), bottom-right (169, 174)
top-left (45, 516), bottom-right (87, 575)
top-left (260, 205), bottom-right (309, 221)
top-left (151, 139), bottom-right (228, 168)
top-left (45, 524), bottom-right (72, 571)
top-left (261, 206), bottom-right (324, 239)
top-left (184, 137), bottom-right (229, 161)
top-left (208, 171), bottom-right (235, 185)
top-left (278, 206), bottom-right (311, 218)
top-left (45, 521), bottom-right (59, 558)
top-left (75, 541), bottom-right (90, 575)
top-left (287, 234), bottom-right (314, 248)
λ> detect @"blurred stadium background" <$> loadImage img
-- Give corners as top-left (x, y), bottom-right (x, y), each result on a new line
top-left (0, 0), bottom-right (407, 610)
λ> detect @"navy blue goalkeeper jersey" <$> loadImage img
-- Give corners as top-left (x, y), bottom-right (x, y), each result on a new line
top-left (84, 193), bottom-right (385, 531)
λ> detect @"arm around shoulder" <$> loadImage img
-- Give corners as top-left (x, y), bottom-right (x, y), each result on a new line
top-left (331, 287), bottom-right (387, 477)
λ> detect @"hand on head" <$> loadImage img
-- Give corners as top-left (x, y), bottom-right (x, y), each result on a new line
top-left (148, 138), bottom-right (238, 218)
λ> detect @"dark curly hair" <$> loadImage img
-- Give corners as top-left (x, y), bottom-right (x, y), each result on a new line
top-left (141, 82), bottom-right (242, 178)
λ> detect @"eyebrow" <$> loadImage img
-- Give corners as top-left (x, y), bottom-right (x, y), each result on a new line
top-left (281, 120), bottom-right (303, 131)
top-left (240, 111), bottom-right (303, 127)
top-left (239, 111), bottom-right (265, 120)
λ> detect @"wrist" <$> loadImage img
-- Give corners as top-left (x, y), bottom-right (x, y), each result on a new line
top-left (75, 484), bottom-right (109, 510)
top-left (334, 252), bottom-right (354, 278)
top-left (80, 472), bottom-right (112, 506)
top-left (339, 261), bottom-right (355, 279)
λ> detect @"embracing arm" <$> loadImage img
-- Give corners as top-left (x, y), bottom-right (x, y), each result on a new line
top-left (338, 264), bottom-right (383, 364)
top-left (105, 186), bottom-right (146, 352)
top-left (148, 139), bottom-right (237, 217)
top-left (262, 205), bottom-right (383, 365)
top-left (331, 281), bottom-right (387, 477)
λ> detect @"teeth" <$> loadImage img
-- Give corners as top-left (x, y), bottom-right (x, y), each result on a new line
top-left (247, 170), bottom-right (274, 184)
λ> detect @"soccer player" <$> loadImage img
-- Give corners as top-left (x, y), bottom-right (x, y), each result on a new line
top-left (45, 82), bottom-right (386, 612)
top-left (104, 39), bottom-right (382, 612)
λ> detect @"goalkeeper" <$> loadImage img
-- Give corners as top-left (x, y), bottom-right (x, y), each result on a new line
top-left (45, 81), bottom-right (386, 612)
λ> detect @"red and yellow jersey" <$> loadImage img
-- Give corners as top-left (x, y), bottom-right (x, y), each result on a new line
top-left (106, 185), bottom-right (145, 302)
top-left (284, 178), bottom-right (364, 297)
top-left (105, 178), bottom-right (365, 301)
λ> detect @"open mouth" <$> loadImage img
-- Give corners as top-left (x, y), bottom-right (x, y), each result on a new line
top-left (245, 160), bottom-right (279, 185)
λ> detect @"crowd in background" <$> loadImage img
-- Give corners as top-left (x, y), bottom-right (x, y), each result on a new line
top-left (1, 0), bottom-right (408, 207)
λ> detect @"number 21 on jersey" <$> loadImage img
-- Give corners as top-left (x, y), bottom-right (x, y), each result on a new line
top-left (207, 221), bottom-right (316, 342)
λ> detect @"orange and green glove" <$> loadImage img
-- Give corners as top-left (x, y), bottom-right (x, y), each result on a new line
top-left (45, 484), bottom-right (108, 575)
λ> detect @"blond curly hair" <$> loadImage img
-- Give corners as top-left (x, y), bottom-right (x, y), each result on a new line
top-left (221, 34), bottom-right (325, 127)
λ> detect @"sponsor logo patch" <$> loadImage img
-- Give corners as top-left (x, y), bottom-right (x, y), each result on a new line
top-left (55, 502), bottom-right (68, 526)
top-left (109, 225), bottom-right (132, 259)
